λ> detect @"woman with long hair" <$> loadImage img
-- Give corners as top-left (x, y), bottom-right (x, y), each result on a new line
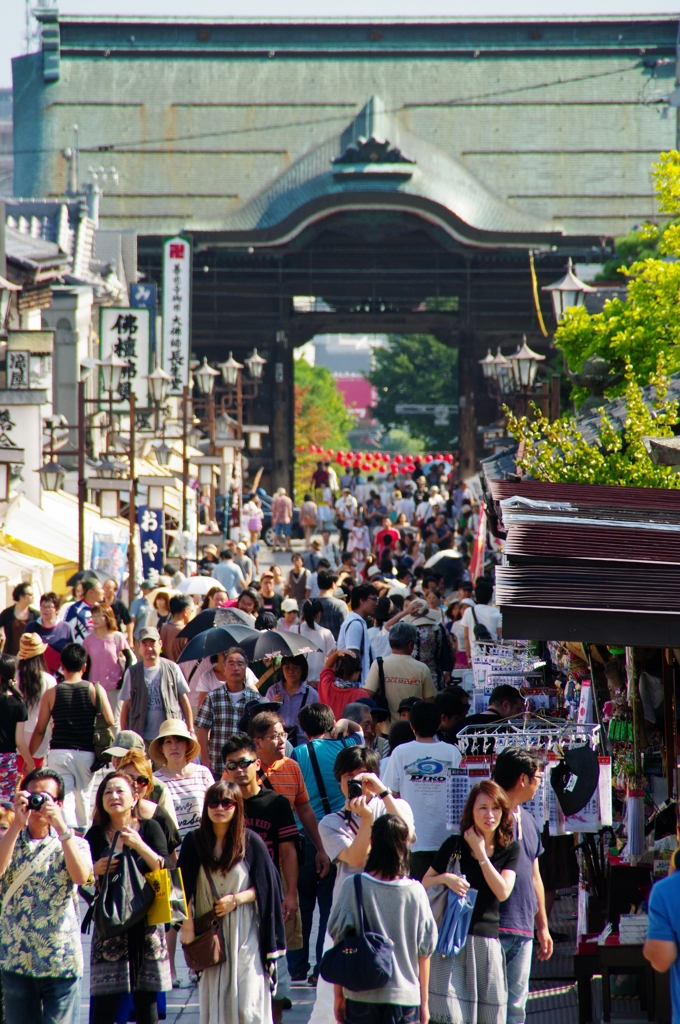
top-left (82, 602), bottom-right (132, 723)
top-left (0, 654), bottom-right (33, 798)
top-left (291, 599), bottom-right (335, 684)
top-left (424, 780), bottom-right (520, 1024)
top-left (85, 771), bottom-right (171, 1024)
top-left (178, 781), bottom-right (285, 1024)
top-left (16, 631), bottom-right (57, 771)
top-left (200, 586), bottom-right (228, 611)
top-left (328, 813), bottom-right (437, 1024)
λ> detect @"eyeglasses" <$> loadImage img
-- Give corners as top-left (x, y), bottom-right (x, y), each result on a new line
top-left (207, 797), bottom-right (236, 810)
top-left (129, 775), bottom-right (150, 787)
top-left (224, 758), bottom-right (257, 771)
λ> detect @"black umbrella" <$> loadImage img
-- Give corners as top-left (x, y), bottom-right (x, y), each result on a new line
top-left (177, 606), bottom-right (254, 641)
top-left (66, 568), bottom-right (111, 587)
top-left (238, 630), bottom-right (321, 661)
top-left (177, 624), bottom-right (259, 664)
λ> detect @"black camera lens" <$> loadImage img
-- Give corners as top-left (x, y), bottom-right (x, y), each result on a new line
top-left (28, 793), bottom-right (48, 810)
top-left (347, 779), bottom-right (363, 800)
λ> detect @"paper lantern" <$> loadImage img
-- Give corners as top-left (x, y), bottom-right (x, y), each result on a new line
top-left (394, 455), bottom-right (403, 464)
top-left (444, 453), bottom-right (454, 463)
top-left (425, 454), bottom-right (433, 462)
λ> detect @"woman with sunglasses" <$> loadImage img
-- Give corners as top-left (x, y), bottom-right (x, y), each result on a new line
top-left (117, 750), bottom-right (181, 861)
top-left (178, 781), bottom-right (285, 1024)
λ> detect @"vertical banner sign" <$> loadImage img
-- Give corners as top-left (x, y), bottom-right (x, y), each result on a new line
top-left (130, 283), bottom-right (157, 364)
top-left (99, 307), bottom-right (150, 409)
top-left (138, 505), bottom-right (165, 579)
top-left (162, 236), bottom-right (191, 395)
top-left (91, 535), bottom-right (129, 593)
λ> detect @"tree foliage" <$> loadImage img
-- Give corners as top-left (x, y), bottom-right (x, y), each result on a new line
top-left (554, 151), bottom-right (680, 406)
top-left (505, 356), bottom-right (680, 488)
top-left (365, 334), bottom-right (458, 449)
top-left (293, 359), bottom-right (355, 501)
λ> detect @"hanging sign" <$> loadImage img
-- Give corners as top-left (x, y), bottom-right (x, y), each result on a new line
top-left (99, 307), bottom-right (150, 408)
top-left (138, 505), bottom-right (165, 579)
top-left (162, 236), bottom-right (191, 395)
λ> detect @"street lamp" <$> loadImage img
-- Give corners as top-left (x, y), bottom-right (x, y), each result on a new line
top-left (479, 349), bottom-right (496, 380)
top-left (542, 258), bottom-right (596, 322)
top-left (97, 351), bottom-right (128, 395)
top-left (144, 364), bottom-right (172, 405)
top-left (489, 348), bottom-right (513, 395)
top-left (38, 460), bottom-right (68, 492)
top-left (507, 337), bottom-right (546, 390)
top-left (217, 352), bottom-right (244, 386)
top-left (187, 422), bottom-right (204, 450)
top-left (244, 348), bottom-right (267, 381)
top-left (152, 440), bottom-right (174, 467)
top-left (194, 357), bottom-right (220, 395)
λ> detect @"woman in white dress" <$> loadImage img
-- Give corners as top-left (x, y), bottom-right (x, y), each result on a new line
top-left (179, 780), bottom-right (286, 1024)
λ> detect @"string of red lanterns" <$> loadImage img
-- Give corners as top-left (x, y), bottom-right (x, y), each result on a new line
top-left (299, 445), bottom-right (455, 476)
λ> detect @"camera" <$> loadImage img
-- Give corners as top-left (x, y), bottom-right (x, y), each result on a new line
top-left (28, 793), bottom-right (48, 811)
top-left (347, 779), bottom-right (363, 801)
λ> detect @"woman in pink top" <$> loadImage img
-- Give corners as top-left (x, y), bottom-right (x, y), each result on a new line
top-left (82, 602), bottom-right (132, 723)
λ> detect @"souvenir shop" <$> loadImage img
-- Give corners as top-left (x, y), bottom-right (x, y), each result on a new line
top-left (468, 473), bottom-right (680, 1023)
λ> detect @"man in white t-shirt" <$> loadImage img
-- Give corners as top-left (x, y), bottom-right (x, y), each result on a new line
top-left (382, 700), bottom-right (461, 879)
top-left (461, 578), bottom-right (502, 659)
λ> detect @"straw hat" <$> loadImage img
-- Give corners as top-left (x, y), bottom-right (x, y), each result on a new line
top-left (148, 719), bottom-right (200, 764)
top-left (18, 632), bottom-right (47, 660)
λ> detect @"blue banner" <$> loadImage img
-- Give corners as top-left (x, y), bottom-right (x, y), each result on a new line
top-left (138, 505), bottom-right (165, 579)
top-left (91, 535), bottom-right (128, 593)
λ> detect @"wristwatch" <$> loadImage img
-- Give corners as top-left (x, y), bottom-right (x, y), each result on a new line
top-left (58, 828), bottom-right (74, 843)
top-left (378, 788), bottom-right (391, 799)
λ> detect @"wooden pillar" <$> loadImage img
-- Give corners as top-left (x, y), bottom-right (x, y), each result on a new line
top-left (663, 649), bottom-right (677, 801)
top-left (271, 330), bottom-right (294, 494)
top-left (458, 331), bottom-right (476, 480)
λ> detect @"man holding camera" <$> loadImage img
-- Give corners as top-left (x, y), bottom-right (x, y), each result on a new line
top-left (0, 767), bottom-right (93, 1024)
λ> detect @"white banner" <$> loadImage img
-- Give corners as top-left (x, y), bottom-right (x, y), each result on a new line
top-left (162, 236), bottom-right (191, 395)
top-left (99, 307), bottom-right (151, 409)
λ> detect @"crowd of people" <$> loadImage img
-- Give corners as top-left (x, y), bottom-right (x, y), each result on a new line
top-left (0, 464), bottom-right (557, 1024)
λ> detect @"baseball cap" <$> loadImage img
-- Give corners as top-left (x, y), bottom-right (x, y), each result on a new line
top-left (261, 570), bottom-right (274, 579)
top-left (398, 696), bottom-right (422, 713)
top-left (281, 598), bottom-right (299, 613)
top-left (104, 730), bottom-right (145, 758)
top-left (138, 626), bottom-right (160, 642)
top-left (354, 696), bottom-right (390, 722)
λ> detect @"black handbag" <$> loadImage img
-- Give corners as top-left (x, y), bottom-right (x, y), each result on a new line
top-left (92, 683), bottom-right (115, 763)
top-left (320, 873), bottom-right (394, 991)
top-left (470, 606), bottom-right (493, 643)
top-left (94, 832), bottom-right (156, 938)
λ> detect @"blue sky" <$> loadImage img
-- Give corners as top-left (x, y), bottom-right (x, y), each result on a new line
top-left (3, 0), bottom-right (679, 89)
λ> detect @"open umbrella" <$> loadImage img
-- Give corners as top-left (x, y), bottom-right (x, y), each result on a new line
top-left (177, 624), bottom-right (259, 664)
top-left (238, 629), bottom-right (321, 661)
top-left (423, 548), bottom-right (464, 589)
top-left (176, 576), bottom-right (226, 596)
top-left (66, 568), bottom-right (111, 587)
top-left (177, 606), bottom-right (254, 640)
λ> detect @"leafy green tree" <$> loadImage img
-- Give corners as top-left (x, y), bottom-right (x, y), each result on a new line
top-left (554, 152), bottom-right (680, 406)
top-left (366, 334), bottom-right (458, 449)
top-left (293, 358), bottom-right (355, 501)
top-left (505, 356), bottom-right (680, 488)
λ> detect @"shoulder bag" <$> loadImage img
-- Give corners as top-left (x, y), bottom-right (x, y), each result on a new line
top-left (470, 606), bottom-right (493, 643)
top-left (94, 831), bottom-right (156, 938)
top-left (92, 683), bottom-right (115, 763)
top-left (319, 873), bottom-right (394, 991)
top-left (181, 869), bottom-right (227, 972)
top-left (426, 836), bottom-right (461, 927)
top-left (0, 835), bottom-right (61, 918)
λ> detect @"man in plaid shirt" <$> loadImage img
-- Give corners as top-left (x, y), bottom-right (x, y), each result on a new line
top-left (195, 647), bottom-right (267, 773)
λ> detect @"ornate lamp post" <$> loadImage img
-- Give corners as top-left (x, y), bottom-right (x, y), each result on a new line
top-left (542, 258), bottom-right (596, 323)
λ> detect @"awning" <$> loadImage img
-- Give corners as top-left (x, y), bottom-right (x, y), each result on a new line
top-left (0, 546), bottom-right (54, 608)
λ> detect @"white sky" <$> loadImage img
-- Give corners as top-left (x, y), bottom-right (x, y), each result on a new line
top-left (3, 0), bottom-right (680, 89)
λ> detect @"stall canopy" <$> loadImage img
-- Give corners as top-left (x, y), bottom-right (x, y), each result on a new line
top-left (485, 478), bottom-right (680, 646)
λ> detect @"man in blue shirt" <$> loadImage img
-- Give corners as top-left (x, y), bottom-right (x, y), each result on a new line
top-left (493, 748), bottom-right (553, 1024)
top-left (645, 867), bottom-right (680, 1021)
top-left (211, 548), bottom-right (245, 599)
top-left (289, 702), bottom-right (363, 985)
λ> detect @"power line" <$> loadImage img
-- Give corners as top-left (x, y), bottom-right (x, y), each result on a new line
top-left (9, 60), bottom-right (646, 157)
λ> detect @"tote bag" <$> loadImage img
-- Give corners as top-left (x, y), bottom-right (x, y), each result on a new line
top-left (94, 832), bottom-right (156, 939)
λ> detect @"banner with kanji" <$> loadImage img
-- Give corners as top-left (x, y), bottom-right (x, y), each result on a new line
top-left (99, 307), bottom-right (151, 408)
top-left (162, 236), bottom-right (191, 395)
top-left (138, 506), bottom-right (165, 579)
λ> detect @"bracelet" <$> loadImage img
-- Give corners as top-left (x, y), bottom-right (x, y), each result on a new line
top-left (378, 788), bottom-right (391, 799)
top-left (478, 858), bottom-right (490, 867)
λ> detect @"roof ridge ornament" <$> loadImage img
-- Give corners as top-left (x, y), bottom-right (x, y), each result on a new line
top-left (333, 136), bottom-right (416, 166)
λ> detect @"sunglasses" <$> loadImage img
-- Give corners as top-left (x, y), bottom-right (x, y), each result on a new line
top-left (207, 797), bottom-right (236, 810)
top-left (224, 758), bottom-right (257, 771)
top-left (129, 775), bottom-right (150, 787)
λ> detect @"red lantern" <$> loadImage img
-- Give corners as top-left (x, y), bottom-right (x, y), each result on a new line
top-left (425, 454), bottom-right (433, 462)
top-left (394, 455), bottom-right (403, 464)
top-left (435, 453), bottom-right (443, 461)
top-left (444, 453), bottom-right (454, 463)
